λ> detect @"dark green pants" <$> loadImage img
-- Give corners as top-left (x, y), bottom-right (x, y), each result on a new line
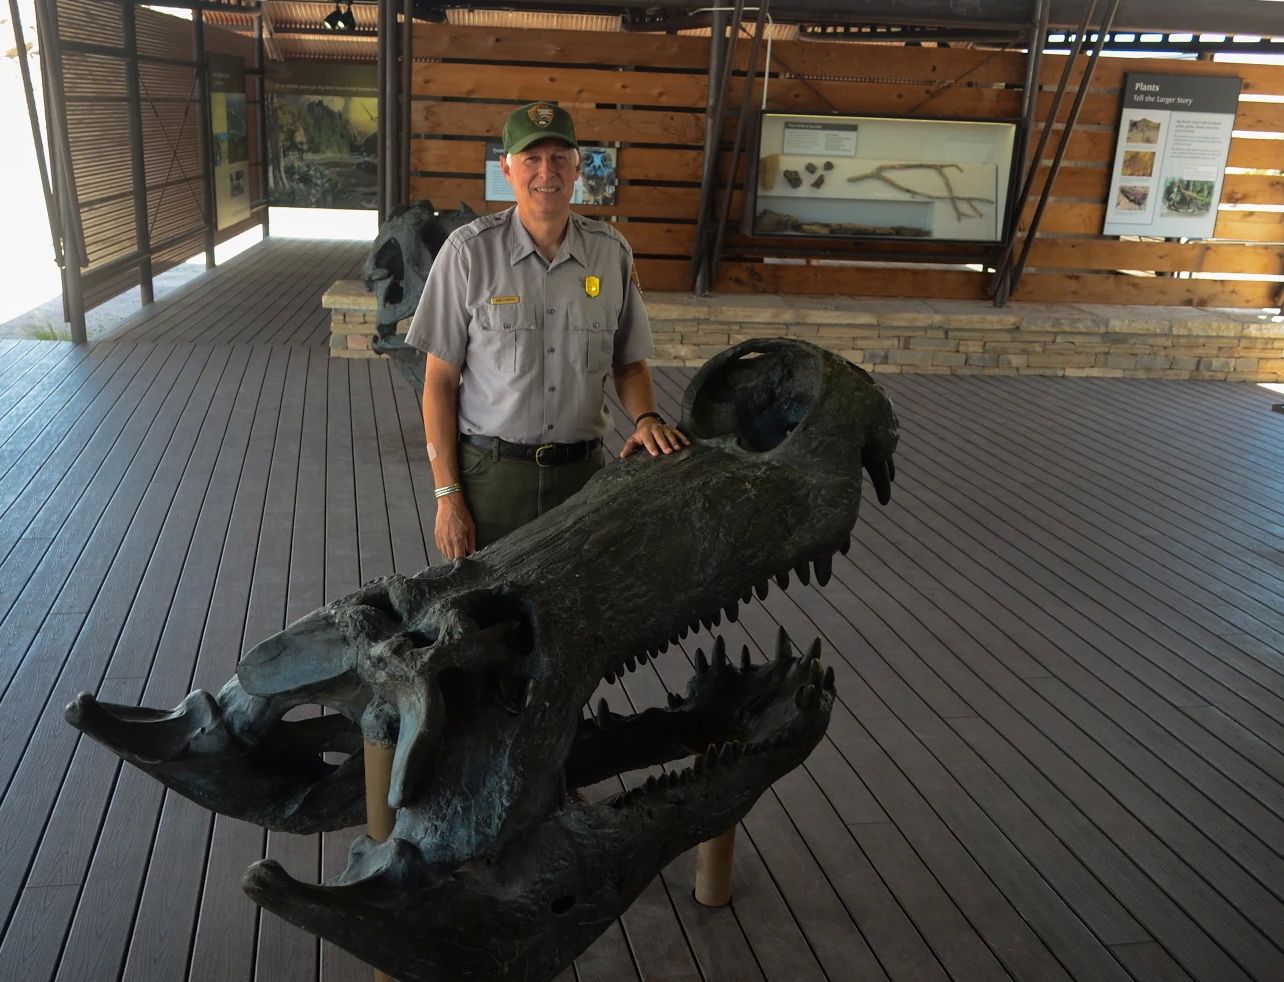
top-left (458, 440), bottom-right (607, 549)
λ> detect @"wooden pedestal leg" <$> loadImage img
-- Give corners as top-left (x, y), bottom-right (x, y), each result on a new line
top-left (363, 740), bottom-right (396, 982)
top-left (694, 827), bottom-right (736, 907)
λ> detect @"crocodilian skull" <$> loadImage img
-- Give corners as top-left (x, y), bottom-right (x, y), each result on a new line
top-left (66, 338), bottom-right (898, 982)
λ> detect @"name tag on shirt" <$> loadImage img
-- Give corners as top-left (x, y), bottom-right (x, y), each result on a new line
top-left (489, 296), bottom-right (521, 305)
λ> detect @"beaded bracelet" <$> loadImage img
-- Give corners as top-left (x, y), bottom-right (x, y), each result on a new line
top-left (434, 483), bottom-right (463, 499)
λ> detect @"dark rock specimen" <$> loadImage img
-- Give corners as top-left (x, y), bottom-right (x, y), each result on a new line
top-left (823, 161), bottom-right (834, 171)
top-left (804, 162), bottom-right (817, 174)
top-left (66, 338), bottom-right (899, 982)
top-left (811, 174), bottom-right (825, 189)
top-left (782, 169), bottom-right (803, 189)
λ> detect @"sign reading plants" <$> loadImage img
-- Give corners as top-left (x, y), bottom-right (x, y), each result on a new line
top-left (1103, 73), bottom-right (1242, 239)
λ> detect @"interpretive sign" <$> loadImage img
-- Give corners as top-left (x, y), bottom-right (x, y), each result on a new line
top-left (485, 141), bottom-right (618, 206)
top-left (209, 54), bottom-right (250, 230)
top-left (1103, 73), bottom-right (1241, 239)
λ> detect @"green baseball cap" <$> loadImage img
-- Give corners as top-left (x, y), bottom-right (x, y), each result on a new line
top-left (502, 102), bottom-right (579, 154)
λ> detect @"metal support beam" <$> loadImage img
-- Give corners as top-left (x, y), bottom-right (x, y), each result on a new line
top-left (710, 2), bottom-right (769, 290)
top-left (122, 2), bottom-right (154, 305)
top-left (691, 1), bottom-right (743, 294)
top-left (193, 9), bottom-right (217, 267)
top-left (1005, 0), bottom-right (1123, 297)
top-left (382, 0), bottom-right (402, 215)
top-left (9, 0), bottom-right (61, 270)
top-left (36, 0), bottom-right (87, 342)
top-left (400, 0), bottom-right (413, 205)
top-left (989, 0), bottom-right (1101, 304)
top-left (376, 0), bottom-right (388, 221)
top-left (255, 13), bottom-right (271, 234)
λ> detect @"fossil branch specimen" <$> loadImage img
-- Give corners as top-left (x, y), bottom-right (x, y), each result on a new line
top-left (846, 163), bottom-right (994, 221)
top-left (66, 339), bottom-right (899, 982)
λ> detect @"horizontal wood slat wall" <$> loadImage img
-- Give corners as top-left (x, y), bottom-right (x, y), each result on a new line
top-left (52, 1), bottom-right (266, 312)
top-left (409, 24), bottom-right (1283, 306)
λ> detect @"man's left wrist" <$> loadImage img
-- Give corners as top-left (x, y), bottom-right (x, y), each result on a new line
top-left (634, 411), bottom-right (664, 427)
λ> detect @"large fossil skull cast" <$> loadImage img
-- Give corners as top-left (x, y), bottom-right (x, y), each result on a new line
top-left (67, 338), bottom-right (898, 982)
top-left (363, 199), bottom-right (476, 331)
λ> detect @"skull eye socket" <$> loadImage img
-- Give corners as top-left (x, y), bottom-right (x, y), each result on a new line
top-left (464, 592), bottom-right (535, 656)
top-left (685, 342), bottom-right (821, 452)
top-left (372, 240), bottom-right (405, 305)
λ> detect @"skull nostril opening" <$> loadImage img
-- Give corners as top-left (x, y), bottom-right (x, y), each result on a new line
top-left (405, 630), bottom-right (434, 649)
top-left (551, 895), bottom-right (575, 915)
top-left (465, 592), bottom-right (535, 656)
top-left (372, 241), bottom-right (405, 305)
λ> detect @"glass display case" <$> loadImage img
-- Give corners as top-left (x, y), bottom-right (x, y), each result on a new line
top-left (748, 112), bottom-right (1019, 243)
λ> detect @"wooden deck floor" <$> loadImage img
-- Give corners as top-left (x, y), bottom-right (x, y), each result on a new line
top-left (0, 238), bottom-right (1282, 981)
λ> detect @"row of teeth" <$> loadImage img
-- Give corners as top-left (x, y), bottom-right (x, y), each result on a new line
top-left (597, 643), bottom-right (836, 728)
top-left (600, 537), bottom-right (851, 686)
top-left (609, 737), bottom-right (785, 808)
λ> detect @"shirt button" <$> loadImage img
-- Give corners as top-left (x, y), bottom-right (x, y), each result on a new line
top-left (548, 385), bottom-right (556, 392)
top-left (547, 425), bottom-right (554, 431)
top-left (547, 308), bottom-right (555, 314)
top-left (548, 347), bottom-right (555, 353)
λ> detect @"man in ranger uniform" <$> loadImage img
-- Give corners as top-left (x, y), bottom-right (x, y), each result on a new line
top-left (406, 102), bottom-right (689, 560)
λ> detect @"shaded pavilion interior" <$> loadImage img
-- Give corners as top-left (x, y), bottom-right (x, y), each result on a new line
top-left (0, 237), bottom-right (1282, 980)
top-left (7, 0), bottom-right (1284, 978)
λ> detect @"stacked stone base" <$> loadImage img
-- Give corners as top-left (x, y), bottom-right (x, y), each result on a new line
top-left (645, 296), bottom-right (1284, 382)
top-left (322, 281), bottom-right (1284, 382)
top-left (323, 280), bottom-right (407, 359)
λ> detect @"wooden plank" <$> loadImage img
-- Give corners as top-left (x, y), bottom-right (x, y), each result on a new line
top-left (1011, 273), bottom-right (1282, 309)
top-left (1039, 53), bottom-right (1284, 97)
top-left (410, 176), bottom-right (702, 220)
top-left (1025, 238), bottom-right (1284, 276)
top-left (413, 100), bottom-right (706, 146)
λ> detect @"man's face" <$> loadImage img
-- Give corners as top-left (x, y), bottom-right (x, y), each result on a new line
top-left (501, 139), bottom-right (581, 224)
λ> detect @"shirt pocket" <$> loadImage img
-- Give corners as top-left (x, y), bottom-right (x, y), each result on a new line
top-left (473, 303), bottom-right (536, 375)
top-left (570, 301), bottom-right (619, 374)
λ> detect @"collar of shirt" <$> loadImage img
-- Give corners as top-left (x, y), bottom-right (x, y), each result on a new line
top-left (507, 207), bottom-right (589, 270)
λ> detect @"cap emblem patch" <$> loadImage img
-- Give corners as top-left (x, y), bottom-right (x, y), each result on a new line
top-left (529, 103), bottom-right (556, 128)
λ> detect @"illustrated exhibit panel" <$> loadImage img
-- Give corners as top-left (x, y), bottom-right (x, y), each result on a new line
top-left (1102, 73), bottom-right (1242, 239)
top-left (751, 113), bottom-right (1017, 242)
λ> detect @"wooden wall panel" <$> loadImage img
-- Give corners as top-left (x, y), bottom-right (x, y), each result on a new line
top-left (409, 24), bottom-right (1284, 307)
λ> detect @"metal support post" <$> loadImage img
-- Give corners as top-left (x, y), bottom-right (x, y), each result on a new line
top-left (400, 0), bottom-right (413, 206)
top-left (375, 0), bottom-right (387, 221)
top-left (988, 0), bottom-right (1108, 303)
top-left (193, 9), bottom-right (217, 267)
top-left (36, 0), bottom-right (87, 342)
top-left (255, 12), bottom-right (270, 236)
top-left (691, 2), bottom-right (743, 293)
top-left (122, 2), bottom-right (153, 305)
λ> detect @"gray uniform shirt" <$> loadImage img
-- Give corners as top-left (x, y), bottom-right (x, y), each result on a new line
top-left (405, 207), bottom-right (653, 444)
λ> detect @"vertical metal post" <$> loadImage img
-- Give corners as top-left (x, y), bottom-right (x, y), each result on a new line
top-left (1008, 0), bottom-right (1123, 292)
top-left (382, 0), bottom-right (401, 216)
top-left (993, 0), bottom-right (1049, 306)
top-left (400, 0), bottom-right (413, 206)
top-left (989, 0), bottom-right (1102, 302)
top-left (692, 3), bottom-right (737, 293)
top-left (9, 0), bottom-right (61, 269)
top-left (376, 0), bottom-right (387, 221)
top-left (37, 0), bottom-right (87, 342)
top-left (710, 3), bottom-right (769, 288)
top-left (122, 2), bottom-right (153, 305)
top-left (193, 9), bottom-right (217, 267)
top-left (255, 12), bottom-right (270, 237)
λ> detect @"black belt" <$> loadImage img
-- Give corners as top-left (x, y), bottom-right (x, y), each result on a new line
top-left (461, 434), bottom-right (602, 467)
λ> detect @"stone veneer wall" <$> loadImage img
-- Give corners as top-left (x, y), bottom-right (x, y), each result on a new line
top-left (644, 295), bottom-right (1284, 383)
top-left (323, 282), bottom-right (1284, 382)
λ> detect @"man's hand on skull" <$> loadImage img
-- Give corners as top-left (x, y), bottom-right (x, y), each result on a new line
top-left (435, 493), bottom-right (477, 559)
top-left (620, 416), bottom-right (691, 459)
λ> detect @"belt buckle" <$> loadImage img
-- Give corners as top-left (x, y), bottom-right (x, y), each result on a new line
top-left (534, 443), bottom-right (559, 467)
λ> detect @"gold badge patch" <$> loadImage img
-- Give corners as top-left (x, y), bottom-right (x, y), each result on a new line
top-left (489, 295), bottom-right (521, 305)
top-left (528, 103), bottom-right (555, 128)
top-left (584, 275), bottom-right (601, 298)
